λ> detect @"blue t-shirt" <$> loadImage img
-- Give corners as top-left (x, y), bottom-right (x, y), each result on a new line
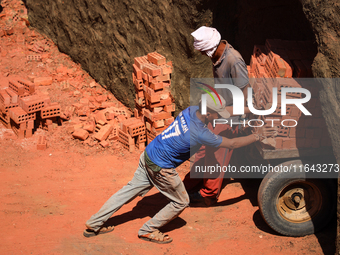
top-left (145, 106), bottom-right (223, 168)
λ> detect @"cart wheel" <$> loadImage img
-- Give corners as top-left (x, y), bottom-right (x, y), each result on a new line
top-left (258, 160), bottom-right (336, 237)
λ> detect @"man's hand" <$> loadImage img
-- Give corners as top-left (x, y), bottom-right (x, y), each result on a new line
top-left (253, 124), bottom-right (278, 141)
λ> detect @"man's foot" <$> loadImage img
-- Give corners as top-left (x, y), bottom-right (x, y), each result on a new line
top-left (189, 191), bottom-right (217, 206)
top-left (83, 225), bottom-right (115, 237)
top-left (189, 190), bottom-right (205, 203)
top-left (138, 230), bottom-right (173, 244)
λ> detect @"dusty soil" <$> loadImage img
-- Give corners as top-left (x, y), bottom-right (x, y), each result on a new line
top-left (0, 132), bottom-right (336, 255)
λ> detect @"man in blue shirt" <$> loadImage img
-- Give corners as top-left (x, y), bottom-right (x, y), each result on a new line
top-left (83, 94), bottom-right (264, 244)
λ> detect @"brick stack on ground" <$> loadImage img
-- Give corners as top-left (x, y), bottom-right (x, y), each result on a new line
top-left (248, 38), bottom-right (332, 150)
top-left (117, 52), bottom-right (175, 152)
top-left (0, 78), bottom-right (61, 148)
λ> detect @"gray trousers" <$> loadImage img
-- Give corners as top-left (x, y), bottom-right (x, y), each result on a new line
top-left (86, 152), bottom-right (189, 235)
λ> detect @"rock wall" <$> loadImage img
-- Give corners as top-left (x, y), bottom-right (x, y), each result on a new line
top-left (24, 0), bottom-right (213, 110)
top-left (300, 0), bottom-right (340, 253)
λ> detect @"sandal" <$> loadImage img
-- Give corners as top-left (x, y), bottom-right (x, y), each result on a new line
top-left (138, 230), bottom-right (173, 244)
top-left (83, 225), bottom-right (114, 238)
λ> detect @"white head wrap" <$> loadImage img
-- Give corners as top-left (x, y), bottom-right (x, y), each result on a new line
top-left (191, 26), bottom-right (221, 58)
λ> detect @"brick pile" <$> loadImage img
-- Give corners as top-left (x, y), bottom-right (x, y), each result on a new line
top-left (0, 78), bottom-right (61, 141)
top-left (249, 39), bottom-right (332, 150)
top-left (117, 52), bottom-right (175, 152)
top-left (64, 87), bottom-right (131, 148)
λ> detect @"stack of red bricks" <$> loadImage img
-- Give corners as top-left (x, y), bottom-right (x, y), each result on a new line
top-left (117, 117), bottom-right (146, 152)
top-left (0, 78), bottom-right (61, 140)
top-left (118, 51), bottom-right (175, 151)
top-left (249, 38), bottom-right (332, 150)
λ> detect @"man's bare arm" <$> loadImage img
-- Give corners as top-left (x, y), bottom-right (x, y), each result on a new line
top-left (218, 134), bottom-right (257, 150)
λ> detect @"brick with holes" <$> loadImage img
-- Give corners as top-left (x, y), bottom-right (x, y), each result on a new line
top-left (19, 95), bottom-right (45, 113)
top-left (94, 124), bottom-right (113, 141)
top-left (147, 52), bottom-right (166, 66)
top-left (41, 103), bottom-right (61, 119)
top-left (37, 135), bottom-right (47, 150)
top-left (17, 78), bottom-right (35, 94)
top-left (9, 107), bottom-right (36, 124)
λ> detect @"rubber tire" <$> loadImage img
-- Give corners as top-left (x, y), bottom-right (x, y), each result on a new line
top-left (258, 160), bottom-right (336, 237)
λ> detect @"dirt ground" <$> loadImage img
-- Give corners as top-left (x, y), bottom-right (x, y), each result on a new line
top-left (0, 1), bottom-right (337, 254)
top-left (0, 131), bottom-right (336, 255)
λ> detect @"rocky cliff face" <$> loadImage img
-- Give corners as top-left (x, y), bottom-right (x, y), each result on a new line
top-left (24, 0), bottom-right (213, 110)
top-left (300, 0), bottom-right (340, 252)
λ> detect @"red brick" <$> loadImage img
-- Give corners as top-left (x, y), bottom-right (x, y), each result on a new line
top-left (19, 95), bottom-right (45, 113)
top-left (34, 77), bottom-right (53, 86)
top-left (83, 122), bottom-right (95, 133)
top-left (254, 63), bottom-right (266, 77)
top-left (37, 135), bottom-right (47, 150)
top-left (133, 64), bottom-right (142, 80)
top-left (25, 129), bottom-right (33, 138)
top-left (41, 103), bottom-right (61, 119)
top-left (143, 63), bottom-right (162, 77)
top-left (100, 140), bottom-right (110, 148)
top-left (133, 75), bottom-right (144, 91)
top-left (135, 89), bottom-right (144, 98)
top-left (134, 108), bottom-right (139, 118)
top-left (275, 137), bottom-right (283, 150)
top-left (141, 71), bottom-right (148, 81)
top-left (118, 129), bottom-right (135, 152)
top-left (0, 90), bottom-right (11, 105)
top-left (143, 109), bottom-right (171, 121)
top-left (150, 81), bottom-right (164, 91)
top-left (153, 119), bottom-right (164, 128)
top-left (128, 121), bottom-right (145, 137)
top-left (272, 56), bottom-right (287, 78)
top-left (5, 88), bottom-right (18, 104)
top-left (27, 120), bottom-right (34, 130)
top-left (152, 107), bottom-right (163, 113)
top-left (161, 64), bottom-right (172, 75)
top-left (250, 55), bottom-right (258, 74)
top-left (9, 107), bottom-right (35, 124)
top-left (282, 138), bottom-right (292, 149)
top-left (289, 127), bottom-right (296, 138)
top-left (122, 118), bottom-right (139, 132)
top-left (94, 124), bottom-right (113, 141)
top-left (17, 78), bottom-right (35, 94)
top-left (146, 97), bottom-right (172, 108)
top-left (94, 110), bottom-right (107, 124)
top-left (164, 103), bottom-right (175, 113)
top-left (164, 117), bottom-right (174, 126)
top-left (154, 74), bottom-right (170, 82)
top-left (136, 142), bottom-right (145, 151)
top-left (134, 56), bottom-right (148, 70)
top-left (106, 112), bottom-right (116, 120)
top-left (73, 129), bottom-right (89, 141)
top-left (137, 133), bottom-right (147, 143)
top-left (117, 114), bottom-right (127, 123)
top-left (9, 80), bottom-right (25, 95)
top-left (147, 52), bottom-right (166, 66)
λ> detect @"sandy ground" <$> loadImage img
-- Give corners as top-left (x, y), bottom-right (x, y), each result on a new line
top-left (0, 131), bottom-right (336, 255)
